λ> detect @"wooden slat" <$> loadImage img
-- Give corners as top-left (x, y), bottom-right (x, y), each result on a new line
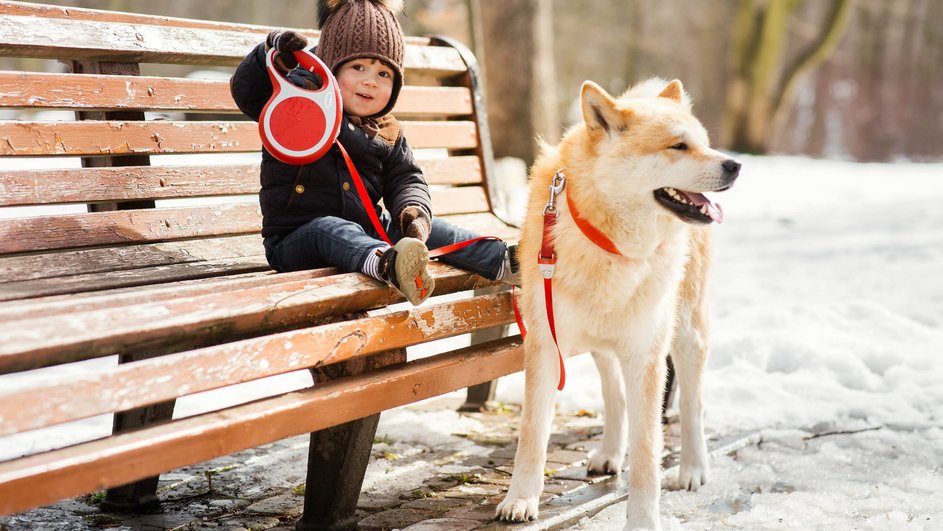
top-left (394, 86), bottom-right (472, 117)
top-left (0, 203), bottom-right (262, 254)
top-left (0, 234), bottom-right (263, 283)
top-left (0, 13), bottom-right (465, 73)
top-left (416, 156), bottom-right (482, 186)
top-left (0, 72), bottom-right (473, 117)
top-left (0, 165), bottom-right (259, 206)
top-left (430, 186), bottom-right (491, 215)
top-left (0, 156), bottom-right (480, 207)
top-left (0, 337), bottom-right (523, 516)
top-left (0, 261), bottom-right (495, 373)
top-left (0, 120), bottom-right (259, 157)
top-left (401, 121), bottom-right (478, 150)
top-left (0, 120), bottom-right (476, 157)
top-left (0, 292), bottom-right (515, 435)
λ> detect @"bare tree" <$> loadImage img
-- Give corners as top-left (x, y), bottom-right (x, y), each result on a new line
top-left (722, 0), bottom-right (856, 153)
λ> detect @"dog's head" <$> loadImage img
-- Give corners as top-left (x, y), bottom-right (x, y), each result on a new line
top-left (577, 78), bottom-right (739, 225)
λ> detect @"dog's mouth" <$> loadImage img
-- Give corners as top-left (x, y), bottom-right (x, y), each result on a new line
top-left (654, 186), bottom-right (730, 224)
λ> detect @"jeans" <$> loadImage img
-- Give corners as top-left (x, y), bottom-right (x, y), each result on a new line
top-left (263, 213), bottom-right (506, 280)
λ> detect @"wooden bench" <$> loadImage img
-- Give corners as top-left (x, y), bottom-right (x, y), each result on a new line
top-left (0, 2), bottom-right (522, 527)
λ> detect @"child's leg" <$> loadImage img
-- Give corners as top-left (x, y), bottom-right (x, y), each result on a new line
top-left (423, 218), bottom-right (507, 280)
top-left (265, 216), bottom-right (386, 273)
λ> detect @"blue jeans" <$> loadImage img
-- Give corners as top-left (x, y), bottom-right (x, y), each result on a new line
top-left (263, 213), bottom-right (506, 280)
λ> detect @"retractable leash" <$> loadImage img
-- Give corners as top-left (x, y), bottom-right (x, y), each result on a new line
top-left (258, 49), bottom-right (503, 264)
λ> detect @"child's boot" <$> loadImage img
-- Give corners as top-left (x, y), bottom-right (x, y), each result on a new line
top-left (378, 237), bottom-right (434, 305)
top-left (500, 243), bottom-right (521, 287)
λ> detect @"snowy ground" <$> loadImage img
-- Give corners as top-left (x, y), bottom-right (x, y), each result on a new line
top-left (3, 155), bottom-right (942, 530)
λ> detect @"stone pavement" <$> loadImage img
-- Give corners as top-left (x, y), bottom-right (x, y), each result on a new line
top-left (0, 396), bottom-right (749, 531)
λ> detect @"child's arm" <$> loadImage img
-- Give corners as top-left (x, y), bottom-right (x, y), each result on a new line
top-left (382, 135), bottom-right (433, 240)
top-left (229, 31), bottom-right (318, 122)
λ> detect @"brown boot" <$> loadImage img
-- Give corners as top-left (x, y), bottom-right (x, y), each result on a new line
top-left (378, 237), bottom-right (434, 305)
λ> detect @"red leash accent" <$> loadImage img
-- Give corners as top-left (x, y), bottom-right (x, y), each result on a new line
top-left (336, 140), bottom-right (500, 258)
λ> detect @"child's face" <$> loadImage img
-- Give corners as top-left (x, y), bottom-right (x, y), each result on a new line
top-left (336, 58), bottom-right (395, 118)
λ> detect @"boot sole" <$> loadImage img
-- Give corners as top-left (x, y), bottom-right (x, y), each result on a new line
top-left (394, 238), bottom-right (434, 305)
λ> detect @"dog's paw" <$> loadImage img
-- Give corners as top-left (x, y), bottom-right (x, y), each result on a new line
top-left (587, 451), bottom-right (624, 475)
top-left (678, 461), bottom-right (709, 491)
top-left (495, 496), bottom-right (539, 522)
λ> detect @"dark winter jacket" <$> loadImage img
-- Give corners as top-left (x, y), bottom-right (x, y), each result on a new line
top-left (230, 42), bottom-right (432, 238)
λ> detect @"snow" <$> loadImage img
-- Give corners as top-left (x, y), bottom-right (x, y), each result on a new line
top-left (3, 155), bottom-right (943, 529)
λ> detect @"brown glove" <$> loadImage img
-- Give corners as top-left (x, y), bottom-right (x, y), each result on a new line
top-left (399, 206), bottom-right (431, 243)
top-left (265, 30), bottom-right (308, 72)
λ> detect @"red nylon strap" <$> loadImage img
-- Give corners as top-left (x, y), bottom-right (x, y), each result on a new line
top-left (566, 190), bottom-right (622, 256)
top-left (537, 210), bottom-right (566, 391)
top-left (335, 139), bottom-right (499, 258)
top-left (337, 140), bottom-right (393, 246)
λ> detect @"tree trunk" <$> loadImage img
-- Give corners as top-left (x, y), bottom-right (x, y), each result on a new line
top-left (477, 0), bottom-right (557, 165)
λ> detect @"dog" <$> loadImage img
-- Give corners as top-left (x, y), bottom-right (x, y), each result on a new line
top-left (495, 78), bottom-right (740, 531)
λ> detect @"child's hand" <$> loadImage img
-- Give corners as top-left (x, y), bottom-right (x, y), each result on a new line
top-left (265, 30), bottom-right (308, 71)
top-left (399, 207), bottom-right (431, 243)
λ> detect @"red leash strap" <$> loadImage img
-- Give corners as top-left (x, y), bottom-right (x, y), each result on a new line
top-left (537, 171), bottom-right (568, 391)
top-left (336, 140), bottom-right (393, 246)
top-left (336, 139), bottom-right (502, 258)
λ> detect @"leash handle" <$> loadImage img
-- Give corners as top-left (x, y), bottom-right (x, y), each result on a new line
top-left (259, 48), bottom-right (342, 165)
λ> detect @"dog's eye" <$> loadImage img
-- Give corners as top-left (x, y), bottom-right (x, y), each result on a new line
top-left (670, 143), bottom-right (688, 151)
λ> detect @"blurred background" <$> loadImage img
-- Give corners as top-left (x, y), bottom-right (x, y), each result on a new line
top-left (12, 0), bottom-right (942, 165)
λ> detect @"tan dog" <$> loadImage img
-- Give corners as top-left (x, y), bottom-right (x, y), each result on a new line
top-left (496, 78), bottom-right (740, 530)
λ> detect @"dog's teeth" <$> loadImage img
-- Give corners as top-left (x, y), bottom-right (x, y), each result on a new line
top-left (700, 206), bottom-right (708, 214)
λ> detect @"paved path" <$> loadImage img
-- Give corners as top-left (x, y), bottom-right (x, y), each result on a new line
top-left (0, 397), bottom-right (750, 531)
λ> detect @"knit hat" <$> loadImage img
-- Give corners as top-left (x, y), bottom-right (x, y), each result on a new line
top-left (316, 0), bottom-right (406, 118)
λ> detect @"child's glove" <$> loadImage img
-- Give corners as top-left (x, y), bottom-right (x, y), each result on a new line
top-left (265, 30), bottom-right (308, 72)
top-left (399, 206), bottom-right (431, 243)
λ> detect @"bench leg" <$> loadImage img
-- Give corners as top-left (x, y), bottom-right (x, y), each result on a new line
top-left (100, 400), bottom-right (176, 513)
top-left (458, 286), bottom-right (510, 412)
top-left (297, 349), bottom-right (406, 531)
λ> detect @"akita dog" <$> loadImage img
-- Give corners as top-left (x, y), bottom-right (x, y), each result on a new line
top-left (495, 78), bottom-right (740, 530)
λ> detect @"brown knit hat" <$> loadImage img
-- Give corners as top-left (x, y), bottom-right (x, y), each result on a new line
top-left (316, 0), bottom-right (406, 118)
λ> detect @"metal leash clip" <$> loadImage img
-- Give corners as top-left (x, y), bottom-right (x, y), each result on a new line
top-left (543, 170), bottom-right (567, 215)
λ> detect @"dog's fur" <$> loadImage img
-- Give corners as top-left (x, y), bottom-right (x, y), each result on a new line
top-left (495, 79), bottom-right (740, 531)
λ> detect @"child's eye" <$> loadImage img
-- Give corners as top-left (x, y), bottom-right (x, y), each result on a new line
top-left (379, 71), bottom-right (391, 78)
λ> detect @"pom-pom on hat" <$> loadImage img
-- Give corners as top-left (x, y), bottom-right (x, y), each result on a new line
top-left (316, 0), bottom-right (406, 118)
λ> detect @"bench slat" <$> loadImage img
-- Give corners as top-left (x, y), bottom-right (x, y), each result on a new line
top-left (0, 203), bottom-right (262, 254)
top-left (0, 157), bottom-right (481, 207)
top-left (0, 190), bottom-right (486, 255)
top-left (0, 72), bottom-right (473, 117)
top-left (0, 337), bottom-right (523, 516)
top-left (0, 292), bottom-right (515, 435)
top-left (0, 14), bottom-right (465, 73)
top-left (0, 262), bottom-right (494, 373)
top-left (0, 234), bottom-right (263, 284)
top-left (0, 120), bottom-right (477, 156)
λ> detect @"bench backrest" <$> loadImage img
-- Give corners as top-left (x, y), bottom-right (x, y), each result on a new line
top-left (0, 0), bottom-right (514, 301)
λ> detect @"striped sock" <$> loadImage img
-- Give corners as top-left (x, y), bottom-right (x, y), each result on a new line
top-left (361, 246), bottom-right (390, 281)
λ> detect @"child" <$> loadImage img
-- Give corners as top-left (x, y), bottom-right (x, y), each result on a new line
top-left (230, 0), bottom-right (518, 306)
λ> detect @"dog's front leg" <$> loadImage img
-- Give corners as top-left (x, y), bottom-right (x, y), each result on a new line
top-left (496, 338), bottom-right (558, 522)
top-left (621, 352), bottom-right (667, 531)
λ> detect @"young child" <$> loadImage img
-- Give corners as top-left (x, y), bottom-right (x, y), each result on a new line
top-left (230, 0), bottom-right (518, 306)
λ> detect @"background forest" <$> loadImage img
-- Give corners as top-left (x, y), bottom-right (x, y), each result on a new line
top-left (14, 0), bottom-right (943, 164)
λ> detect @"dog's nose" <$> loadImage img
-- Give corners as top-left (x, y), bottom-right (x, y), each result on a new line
top-left (722, 159), bottom-right (741, 176)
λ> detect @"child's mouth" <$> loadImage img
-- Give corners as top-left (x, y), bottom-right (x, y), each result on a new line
top-left (356, 92), bottom-right (373, 100)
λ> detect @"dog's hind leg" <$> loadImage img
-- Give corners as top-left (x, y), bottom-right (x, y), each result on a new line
top-left (620, 347), bottom-right (668, 531)
top-left (496, 339), bottom-right (558, 522)
top-left (588, 351), bottom-right (627, 474)
top-left (672, 229), bottom-right (712, 491)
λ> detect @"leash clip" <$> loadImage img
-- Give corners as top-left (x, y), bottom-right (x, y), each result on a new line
top-left (543, 170), bottom-right (566, 215)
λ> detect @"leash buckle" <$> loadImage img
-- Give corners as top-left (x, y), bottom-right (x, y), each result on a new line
top-left (538, 254), bottom-right (556, 279)
top-left (543, 170), bottom-right (566, 215)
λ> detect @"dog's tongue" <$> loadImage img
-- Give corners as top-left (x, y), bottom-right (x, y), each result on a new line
top-left (680, 191), bottom-right (724, 223)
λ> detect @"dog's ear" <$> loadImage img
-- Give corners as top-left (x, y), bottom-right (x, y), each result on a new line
top-left (658, 79), bottom-right (684, 103)
top-left (581, 81), bottom-right (625, 136)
